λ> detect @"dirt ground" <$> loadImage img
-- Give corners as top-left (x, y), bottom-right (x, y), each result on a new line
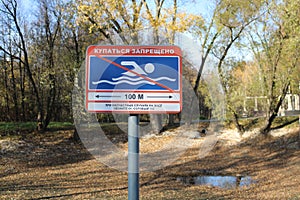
top-left (0, 125), bottom-right (299, 199)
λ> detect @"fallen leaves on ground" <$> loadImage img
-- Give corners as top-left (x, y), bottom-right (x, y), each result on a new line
top-left (0, 126), bottom-right (299, 199)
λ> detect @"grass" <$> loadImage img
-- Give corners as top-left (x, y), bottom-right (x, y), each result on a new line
top-left (0, 122), bottom-right (36, 133)
top-left (47, 122), bottom-right (74, 129)
top-left (0, 121), bottom-right (74, 136)
top-left (224, 116), bottom-right (299, 131)
top-left (271, 116), bottom-right (299, 129)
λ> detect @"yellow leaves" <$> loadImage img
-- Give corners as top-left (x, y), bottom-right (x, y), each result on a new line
top-left (144, 7), bottom-right (204, 34)
top-left (176, 13), bottom-right (203, 32)
top-left (77, 5), bottom-right (90, 13)
top-left (232, 62), bottom-right (258, 85)
top-left (88, 24), bottom-right (97, 34)
top-left (76, 0), bottom-right (129, 32)
top-left (217, 0), bottom-right (264, 29)
top-left (71, 0), bottom-right (205, 44)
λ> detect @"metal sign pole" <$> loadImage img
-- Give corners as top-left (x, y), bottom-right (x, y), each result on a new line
top-left (128, 114), bottom-right (139, 200)
top-left (85, 45), bottom-right (182, 199)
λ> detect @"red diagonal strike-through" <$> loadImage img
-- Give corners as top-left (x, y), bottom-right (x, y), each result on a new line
top-left (97, 56), bottom-right (175, 93)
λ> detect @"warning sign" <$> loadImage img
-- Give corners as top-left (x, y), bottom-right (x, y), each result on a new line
top-left (85, 45), bottom-right (182, 113)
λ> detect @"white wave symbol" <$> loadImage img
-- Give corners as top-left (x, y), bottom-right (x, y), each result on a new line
top-left (92, 76), bottom-right (175, 85)
top-left (92, 80), bottom-right (155, 85)
top-left (112, 76), bottom-right (176, 82)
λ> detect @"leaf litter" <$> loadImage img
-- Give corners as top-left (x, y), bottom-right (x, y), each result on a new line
top-left (0, 126), bottom-right (299, 199)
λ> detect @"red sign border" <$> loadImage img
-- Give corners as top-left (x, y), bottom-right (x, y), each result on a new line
top-left (85, 45), bottom-right (182, 114)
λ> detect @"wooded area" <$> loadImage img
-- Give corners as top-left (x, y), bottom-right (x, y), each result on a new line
top-left (0, 0), bottom-right (299, 134)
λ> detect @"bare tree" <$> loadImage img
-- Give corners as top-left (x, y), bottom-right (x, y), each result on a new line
top-left (0, 0), bottom-right (43, 127)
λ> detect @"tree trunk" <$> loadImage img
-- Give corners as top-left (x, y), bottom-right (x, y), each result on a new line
top-left (16, 3), bottom-right (44, 130)
top-left (19, 51), bottom-right (26, 121)
top-left (150, 114), bottom-right (163, 133)
top-left (43, 74), bottom-right (56, 130)
top-left (3, 59), bottom-right (10, 121)
top-left (261, 82), bottom-right (290, 135)
top-left (260, 113), bottom-right (277, 135)
top-left (168, 114), bottom-right (175, 126)
top-left (233, 111), bottom-right (245, 135)
top-left (9, 55), bottom-right (19, 121)
top-left (228, 104), bottom-right (245, 135)
top-left (72, 128), bottom-right (81, 143)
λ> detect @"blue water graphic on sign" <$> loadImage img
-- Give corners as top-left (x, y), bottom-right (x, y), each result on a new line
top-left (89, 56), bottom-right (179, 90)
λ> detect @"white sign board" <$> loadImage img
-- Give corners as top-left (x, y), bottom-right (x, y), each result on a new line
top-left (85, 45), bottom-right (182, 113)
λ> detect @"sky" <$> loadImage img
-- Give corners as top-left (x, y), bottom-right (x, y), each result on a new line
top-left (21, 0), bottom-right (33, 10)
top-left (20, 0), bottom-right (211, 17)
top-left (20, 0), bottom-right (36, 17)
top-left (181, 0), bottom-right (213, 18)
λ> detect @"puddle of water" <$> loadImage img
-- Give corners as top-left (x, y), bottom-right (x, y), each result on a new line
top-left (177, 175), bottom-right (255, 189)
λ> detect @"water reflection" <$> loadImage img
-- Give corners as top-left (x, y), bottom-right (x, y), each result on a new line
top-left (177, 175), bottom-right (255, 189)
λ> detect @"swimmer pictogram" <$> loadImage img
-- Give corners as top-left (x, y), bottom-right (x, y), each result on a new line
top-left (91, 61), bottom-right (176, 87)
